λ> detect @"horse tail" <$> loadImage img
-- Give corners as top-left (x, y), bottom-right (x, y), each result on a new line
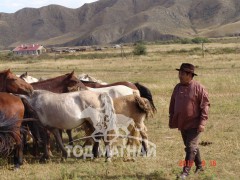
top-left (0, 111), bottom-right (20, 157)
top-left (21, 97), bottom-right (43, 145)
top-left (100, 93), bottom-right (117, 141)
top-left (134, 83), bottom-right (157, 114)
top-left (100, 93), bottom-right (116, 125)
top-left (134, 93), bottom-right (154, 119)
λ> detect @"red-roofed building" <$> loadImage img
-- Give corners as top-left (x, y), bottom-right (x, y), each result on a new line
top-left (13, 44), bottom-right (46, 56)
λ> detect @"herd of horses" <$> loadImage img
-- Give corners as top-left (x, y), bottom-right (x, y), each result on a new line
top-left (0, 69), bottom-right (157, 169)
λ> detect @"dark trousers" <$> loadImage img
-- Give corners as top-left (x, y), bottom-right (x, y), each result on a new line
top-left (181, 128), bottom-right (199, 153)
top-left (181, 128), bottom-right (202, 174)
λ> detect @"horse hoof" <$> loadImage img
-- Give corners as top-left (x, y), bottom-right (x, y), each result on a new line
top-left (92, 158), bottom-right (99, 162)
top-left (123, 158), bottom-right (135, 162)
top-left (13, 164), bottom-right (20, 171)
top-left (39, 157), bottom-right (48, 164)
top-left (61, 158), bottom-right (66, 162)
top-left (48, 151), bottom-right (54, 157)
top-left (105, 158), bottom-right (112, 162)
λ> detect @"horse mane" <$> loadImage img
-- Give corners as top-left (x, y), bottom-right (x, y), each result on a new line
top-left (0, 112), bottom-right (20, 157)
top-left (134, 83), bottom-right (157, 113)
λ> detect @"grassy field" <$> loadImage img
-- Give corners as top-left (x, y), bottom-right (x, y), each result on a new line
top-left (0, 43), bottom-right (239, 179)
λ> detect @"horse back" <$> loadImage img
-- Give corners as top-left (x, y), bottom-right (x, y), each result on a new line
top-left (82, 81), bottom-right (138, 90)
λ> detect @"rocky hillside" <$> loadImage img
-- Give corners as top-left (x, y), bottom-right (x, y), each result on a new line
top-left (0, 0), bottom-right (240, 49)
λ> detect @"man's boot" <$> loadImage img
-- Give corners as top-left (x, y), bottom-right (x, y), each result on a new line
top-left (194, 148), bottom-right (204, 174)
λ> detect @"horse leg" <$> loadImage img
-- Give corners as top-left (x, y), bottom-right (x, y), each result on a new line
top-left (28, 121), bottom-right (41, 157)
top-left (39, 129), bottom-right (51, 163)
top-left (66, 129), bottom-right (73, 146)
top-left (45, 130), bottom-right (54, 157)
top-left (127, 124), bottom-right (141, 146)
top-left (13, 142), bottom-right (23, 169)
top-left (12, 125), bottom-right (24, 169)
top-left (124, 125), bottom-right (141, 160)
top-left (21, 122), bottom-right (29, 155)
top-left (50, 128), bottom-right (68, 160)
top-left (92, 132), bottom-right (102, 158)
top-left (104, 141), bottom-right (112, 162)
top-left (55, 129), bottom-right (63, 152)
top-left (138, 124), bottom-right (148, 156)
top-left (104, 130), bottom-right (117, 162)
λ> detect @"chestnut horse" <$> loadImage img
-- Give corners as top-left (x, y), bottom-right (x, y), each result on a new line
top-left (30, 71), bottom-right (87, 93)
top-left (0, 69), bottom-right (33, 95)
top-left (0, 69), bottom-right (34, 169)
top-left (0, 93), bottom-right (25, 169)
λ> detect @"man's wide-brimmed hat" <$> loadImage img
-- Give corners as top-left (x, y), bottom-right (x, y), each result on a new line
top-left (176, 63), bottom-right (198, 76)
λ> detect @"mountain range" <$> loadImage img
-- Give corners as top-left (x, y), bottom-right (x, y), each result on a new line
top-left (0, 0), bottom-right (240, 49)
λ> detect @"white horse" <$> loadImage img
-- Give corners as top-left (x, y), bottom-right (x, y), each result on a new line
top-left (21, 89), bottom-right (117, 161)
top-left (17, 72), bottom-right (39, 83)
top-left (78, 73), bottom-right (107, 84)
top-left (78, 73), bottom-right (141, 98)
top-left (87, 85), bottom-right (140, 98)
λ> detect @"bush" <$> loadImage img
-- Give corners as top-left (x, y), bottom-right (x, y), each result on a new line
top-left (180, 38), bottom-right (192, 44)
top-left (133, 43), bottom-right (147, 55)
top-left (192, 37), bottom-right (210, 44)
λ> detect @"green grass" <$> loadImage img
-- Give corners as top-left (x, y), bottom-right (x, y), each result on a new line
top-left (0, 43), bottom-right (240, 179)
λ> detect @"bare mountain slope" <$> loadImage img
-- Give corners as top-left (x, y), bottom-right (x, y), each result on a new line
top-left (0, 0), bottom-right (240, 48)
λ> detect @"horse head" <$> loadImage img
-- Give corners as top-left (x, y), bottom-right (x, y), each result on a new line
top-left (0, 69), bottom-right (33, 96)
top-left (65, 71), bottom-right (87, 92)
top-left (19, 72), bottom-right (39, 83)
top-left (19, 72), bottom-right (28, 79)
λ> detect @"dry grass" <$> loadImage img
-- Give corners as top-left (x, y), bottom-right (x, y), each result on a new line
top-left (0, 43), bottom-right (239, 179)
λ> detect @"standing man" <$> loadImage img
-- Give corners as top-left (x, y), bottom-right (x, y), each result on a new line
top-left (169, 63), bottom-right (210, 179)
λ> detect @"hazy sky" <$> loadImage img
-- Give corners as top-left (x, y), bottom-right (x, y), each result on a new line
top-left (0, 0), bottom-right (98, 13)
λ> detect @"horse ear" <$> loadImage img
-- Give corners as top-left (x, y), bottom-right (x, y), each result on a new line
top-left (20, 72), bottom-right (27, 78)
top-left (6, 69), bottom-right (11, 75)
top-left (25, 72), bottom-right (28, 76)
top-left (69, 71), bottom-right (74, 77)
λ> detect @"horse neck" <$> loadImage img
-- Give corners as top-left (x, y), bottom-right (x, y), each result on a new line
top-left (31, 77), bottom-right (66, 93)
top-left (0, 75), bottom-right (7, 92)
top-left (81, 81), bottom-right (100, 88)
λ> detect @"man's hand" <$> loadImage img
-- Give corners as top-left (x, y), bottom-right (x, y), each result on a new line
top-left (198, 124), bottom-right (205, 132)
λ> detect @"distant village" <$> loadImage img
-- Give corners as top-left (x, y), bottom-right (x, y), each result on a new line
top-left (12, 44), bottom-right (123, 56)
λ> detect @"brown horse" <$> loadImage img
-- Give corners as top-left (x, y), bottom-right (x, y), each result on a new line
top-left (0, 69), bottom-right (34, 169)
top-left (0, 69), bottom-right (33, 95)
top-left (31, 71), bottom-right (87, 93)
top-left (0, 93), bottom-right (25, 169)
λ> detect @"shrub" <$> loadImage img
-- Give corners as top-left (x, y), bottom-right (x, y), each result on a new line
top-left (180, 38), bottom-right (192, 44)
top-left (133, 43), bottom-right (147, 55)
top-left (192, 37), bottom-right (210, 44)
